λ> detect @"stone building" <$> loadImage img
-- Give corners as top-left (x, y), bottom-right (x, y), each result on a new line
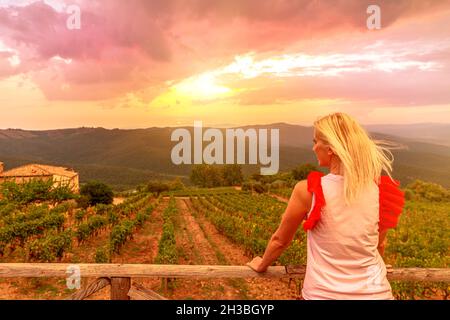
top-left (0, 162), bottom-right (79, 193)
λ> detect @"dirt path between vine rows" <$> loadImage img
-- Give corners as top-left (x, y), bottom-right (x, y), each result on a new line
top-left (161, 199), bottom-right (245, 299)
top-left (85, 198), bottom-right (169, 300)
top-left (179, 198), bottom-right (300, 300)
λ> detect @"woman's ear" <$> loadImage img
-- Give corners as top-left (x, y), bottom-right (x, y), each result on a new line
top-left (327, 148), bottom-right (333, 155)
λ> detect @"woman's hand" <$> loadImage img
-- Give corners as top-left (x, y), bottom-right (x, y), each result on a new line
top-left (246, 256), bottom-right (266, 273)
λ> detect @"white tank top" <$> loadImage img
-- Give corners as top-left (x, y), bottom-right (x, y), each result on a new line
top-left (301, 173), bottom-right (394, 300)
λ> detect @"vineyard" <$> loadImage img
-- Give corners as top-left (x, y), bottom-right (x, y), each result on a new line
top-left (0, 192), bottom-right (158, 262)
top-left (0, 185), bottom-right (448, 300)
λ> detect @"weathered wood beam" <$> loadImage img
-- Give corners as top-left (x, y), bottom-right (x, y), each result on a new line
top-left (65, 277), bottom-right (110, 300)
top-left (128, 283), bottom-right (168, 300)
top-left (0, 264), bottom-right (448, 282)
top-left (0, 264), bottom-right (289, 279)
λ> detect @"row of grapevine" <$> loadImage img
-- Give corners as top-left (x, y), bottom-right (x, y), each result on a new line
top-left (0, 201), bottom-right (78, 257)
top-left (32, 193), bottom-right (159, 262)
top-left (109, 219), bottom-right (136, 254)
top-left (113, 193), bottom-right (153, 217)
top-left (191, 193), bottom-right (306, 265)
top-left (0, 212), bottom-right (66, 255)
top-left (73, 194), bottom-right (155, 245)
top-left (154, 197), bottom-right (178, 264)
top-left (76, 216), bottom-right (108, 243)
top-left (0, 193), bottom-right (158, 261)
top-left (0, 202), bottom-right (19, 220)
top-left (28, 230), bottom-right (73, 262)
top-left (0, 201), bottom-right (76, 226)
top-left (109, 197), bottom-right (160, 254)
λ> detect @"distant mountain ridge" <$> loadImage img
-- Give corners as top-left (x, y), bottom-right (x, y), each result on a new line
top-left (0, 123), bottom-right (449, 189)
top-left (364, 123), bottom-right (450, 147)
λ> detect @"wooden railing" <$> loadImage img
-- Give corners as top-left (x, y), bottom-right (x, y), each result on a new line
top-left (0, 264), bottom-right (449, 300)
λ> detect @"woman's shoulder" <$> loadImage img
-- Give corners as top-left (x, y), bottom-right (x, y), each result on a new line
top-left (293, 178), bottom-right (314, 203)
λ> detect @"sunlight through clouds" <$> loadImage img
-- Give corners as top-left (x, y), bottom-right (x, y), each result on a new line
top-left (174, 73), bottom-right (232, 100)
top-left (153, 38), bottom-right (446, 107)
top-left (219, 41), bottom-right (444, 79)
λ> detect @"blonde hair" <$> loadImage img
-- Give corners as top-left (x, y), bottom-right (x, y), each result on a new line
top-left (314, 112), bottom-right (403, 205)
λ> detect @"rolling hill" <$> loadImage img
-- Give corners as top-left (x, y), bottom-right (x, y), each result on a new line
top-left (0, 123), bottom-right (449, 189)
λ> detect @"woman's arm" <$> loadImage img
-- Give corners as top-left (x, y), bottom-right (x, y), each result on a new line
top-left (247, 180), bottom-right (312, 272)
top-left (378, 229), bottom-right (388, 256)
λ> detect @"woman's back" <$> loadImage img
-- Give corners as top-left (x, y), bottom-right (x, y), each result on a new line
top-left (302, 173), bottom-right (394, 300)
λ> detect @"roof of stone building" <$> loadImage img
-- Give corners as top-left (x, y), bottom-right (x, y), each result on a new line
top-left (0, 164), bottom-right (78, 178)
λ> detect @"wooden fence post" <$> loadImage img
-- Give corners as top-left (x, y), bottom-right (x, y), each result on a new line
top-left (111, 277), bottom-right (131, 300)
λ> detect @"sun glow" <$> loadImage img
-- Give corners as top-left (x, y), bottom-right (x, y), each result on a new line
top-left (174, 73), bottom-right (231, 100)
top-left (150, 72), bottom-right (233, 108)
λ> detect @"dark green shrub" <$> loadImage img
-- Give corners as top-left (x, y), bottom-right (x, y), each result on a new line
top-left (80, 181), bottom-right (114, 206)
top-left (75, 195), bottom-right (90, 209)
top-left (252, 182), bottom-right (267, 194)
top-left (146, 181), bottom-right (171, 195)
top-left (241, 181), bottom-right (267, 194)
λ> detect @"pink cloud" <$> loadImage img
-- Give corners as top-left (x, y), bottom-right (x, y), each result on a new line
top-left (0, 0), bottom-right (449, 102)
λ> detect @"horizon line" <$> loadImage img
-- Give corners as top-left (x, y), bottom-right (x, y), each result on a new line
top-left (1, 121), bottom-right (450, 131)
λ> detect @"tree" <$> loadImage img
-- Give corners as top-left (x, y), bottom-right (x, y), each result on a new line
top-left (146, 181), bottom-right (170, 195)
top-left (190, 164), bottom-right (223, 187)
top-left (80, 181), bottom-right (114, 206)
top-left (242, 181), bottom-right (267, 194)
top-left (292, 163), bottom-right (319, 181)
top-left (222, 164), bottom-right (244, 186)
top-left (168, 177), bottom-right (185, 191)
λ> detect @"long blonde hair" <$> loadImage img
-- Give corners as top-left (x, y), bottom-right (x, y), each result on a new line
top-left (314, 112), bottom-right (403, 205)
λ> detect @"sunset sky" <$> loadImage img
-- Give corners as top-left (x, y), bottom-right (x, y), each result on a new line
top-left (0, 0), bottom-right (449, 129)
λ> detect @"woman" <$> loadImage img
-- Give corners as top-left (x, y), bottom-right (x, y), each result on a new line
top-left (247, 112), bottom-right (404, 300)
